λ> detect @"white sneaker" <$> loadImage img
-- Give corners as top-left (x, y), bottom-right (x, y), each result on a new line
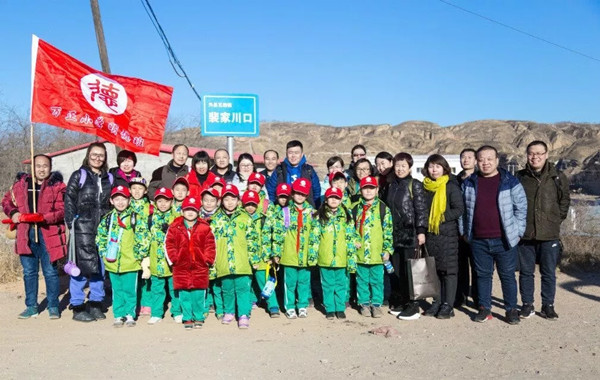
top-left (147, 317), bottom-right (162, 325)
top-left (173, 315), bottom-right (183, 324)
top-left (298, 308), bottom-right (308, 318)
top-left (113, 318), bottom-right (124, 327)
top-left (125, 315), bottom-right (136, 327)
top-left (285, 309), bottom-right (297, 319)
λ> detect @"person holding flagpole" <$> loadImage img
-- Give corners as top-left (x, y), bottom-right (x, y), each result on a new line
top-left (64, 142), bottom-right (114, 322)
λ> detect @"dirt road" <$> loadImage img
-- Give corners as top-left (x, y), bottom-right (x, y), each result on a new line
top-left (1, 270), bottom-right (599, 379)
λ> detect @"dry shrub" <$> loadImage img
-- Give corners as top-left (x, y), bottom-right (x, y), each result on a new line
top-left (0, 233), bottom-right (21, 284)
top-left (560, 203), bottom-right (600, 271)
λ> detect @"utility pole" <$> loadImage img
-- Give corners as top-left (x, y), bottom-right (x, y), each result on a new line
top-left (90, 0), bottom-right (111, 74)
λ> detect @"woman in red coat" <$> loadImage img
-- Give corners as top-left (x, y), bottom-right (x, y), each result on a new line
top-left (1, 155), bottom-right (67, 319)
top-left (186, 150), bottom-right (216, 199)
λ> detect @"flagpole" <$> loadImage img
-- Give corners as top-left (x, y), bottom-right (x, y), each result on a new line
top-left (30, 122), bottom-right (39, 243)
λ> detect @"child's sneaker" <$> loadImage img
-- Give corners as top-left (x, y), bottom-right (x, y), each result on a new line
top-left (336, 311), bottom-right (347, 319)
top-left (360, 305), bottom-right (371, 317)
top-left (18, 306), bottom-right (39, 319)
top-left (371, 306), bottom-right (383, 318)
top-left (113, 317), bottom-right (125, 327)
top-left (326, 312), bottom-right (335, 320)
top-left (183, 320), bottom-right (194, 330)
top-left (209, 305), bottom-right (215, 314)
top-left (269, 308), bottom-right (281, 318)
top-left (194, 321), bottom-right (204, 329)
top-left (125, 315), bottom-right (136, 327)
top-left (298, 308), bottom-right (308, 318)
top-left (251, 302), bottom-right (258, 310)
top-left (285, 309), bottom-right (298, 319)
top-left (138, 306), bottom-right (151, 316)
top-left (238, 315), bottom-right (250, 329)
top-left (48, 307), bottom-right (60, 320)
top-left (173, 315), bottom-right (183, 324)
top-left (222, 313), bottom-right (235, 325)
top-left (216, 313), bottom-right (224, 321)
top-left (147, 317), bottom-right (162, 325)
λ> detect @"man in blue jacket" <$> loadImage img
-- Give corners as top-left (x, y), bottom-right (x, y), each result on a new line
top-left (266, 140), bottom-right (321, 208)
top-left (460, 145), bottom-right (527, 325)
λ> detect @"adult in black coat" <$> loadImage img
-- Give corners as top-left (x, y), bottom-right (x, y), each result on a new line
top-left (381, 152), bottom-right (428, 319)
top-left (421, 154), bottom-right (465, 319)
top-left (64, 142), bottom-right (113, 322)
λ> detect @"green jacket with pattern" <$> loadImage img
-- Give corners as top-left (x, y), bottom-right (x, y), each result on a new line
top-left (353, 197), bottom-right (393, 265)
top-left (96, 206), bottom-right (150, 273)
top-left (130, 197), bottom-right (152, 221)
top-left (311, 208), bottom-right (359, 271)
top-left (271, 201), bottom-right (318, 267)
top-left (148, 207), bottom-right (179, 277)
top-left (210, 207), bottom-right (260, 278)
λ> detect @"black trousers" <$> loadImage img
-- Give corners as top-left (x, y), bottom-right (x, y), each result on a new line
top-left (436, 270), bottom-right (458, 306)
top-left (384, 247), bottom-right (416, 307)
top-left (456, 238), bottom-right (479, 307)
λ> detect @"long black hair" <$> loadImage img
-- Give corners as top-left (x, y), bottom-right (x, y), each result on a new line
top-left (315, 200), bottom-right (352, 226)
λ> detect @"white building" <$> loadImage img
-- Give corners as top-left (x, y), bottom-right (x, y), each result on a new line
top-left (411, 155), bottom-right (462, 181)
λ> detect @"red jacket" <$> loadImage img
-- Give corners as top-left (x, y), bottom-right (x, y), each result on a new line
top-left (1, 172), bottom-right (67, 262)
top-left (185, 171), bottom-right (217, 200)
top-left (165, 216), bottom-right (216, 290)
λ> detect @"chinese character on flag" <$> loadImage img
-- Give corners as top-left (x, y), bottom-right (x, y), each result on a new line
top-left (30, 35), bottom-right (173, 155)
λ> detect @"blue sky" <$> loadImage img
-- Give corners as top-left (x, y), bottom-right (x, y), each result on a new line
top-left (1, 0), bottom-right (599, 127)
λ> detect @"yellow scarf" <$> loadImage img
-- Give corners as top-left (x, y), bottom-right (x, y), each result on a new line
top-left (423, 175), bottom-right (449, 235)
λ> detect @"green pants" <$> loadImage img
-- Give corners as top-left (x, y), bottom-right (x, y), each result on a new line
top-left (283, 266), bottom-right (311, 311)
top-left (356, 264), bottom-right (384, 307)
top-left (138, 277), bottom-right (152, 308)
top-left (255, 269), bottom-right (280, 311)
top-left (206, 279), bottom-right (224, 316)
top-left (109, 271), bottom-right (138, 318)
top-left (177, 289), bottom-right (206, 322)
top-left (150, 275), bottom-right (181, 318)
top-left (320, 267), bottom-right (347, 313)
top-left (221, 275), bottom-right (252, 317)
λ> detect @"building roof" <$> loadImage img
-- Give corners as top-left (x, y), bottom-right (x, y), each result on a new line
top-left (23, 141), bottom-right (265, 165)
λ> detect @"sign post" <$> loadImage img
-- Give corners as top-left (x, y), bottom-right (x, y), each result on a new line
top-left (202, 94), bottom-right (259, 164)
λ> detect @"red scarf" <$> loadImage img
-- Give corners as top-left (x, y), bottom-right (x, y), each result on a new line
top-left (359, 204), bottom-right (371, 237)
top-left (296, 206), bottom-right (304, 253)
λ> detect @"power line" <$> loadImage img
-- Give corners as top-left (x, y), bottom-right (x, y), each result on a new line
top-left (437, 0), bottom-right (600, 63)
top-left (140, 0), bottom-right (202, 102)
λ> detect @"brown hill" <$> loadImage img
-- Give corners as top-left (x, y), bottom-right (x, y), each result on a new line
top-left (165, 119), bottom-right (600, 177)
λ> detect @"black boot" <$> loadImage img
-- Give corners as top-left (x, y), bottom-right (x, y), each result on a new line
top-left (88, 301), bottom-right (106, 320)
top-left (72, 304), bottom-right (95, 322)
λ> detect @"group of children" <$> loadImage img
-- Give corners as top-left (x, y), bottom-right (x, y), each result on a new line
top-left (96, 169), bottom-right (393, 329)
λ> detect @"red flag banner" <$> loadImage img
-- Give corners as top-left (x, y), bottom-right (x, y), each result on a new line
top-left (30, 35), bottom-right (173, 155)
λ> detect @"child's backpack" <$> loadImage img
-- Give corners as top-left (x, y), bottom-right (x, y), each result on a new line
top-left (78, 167), bottom-right (114, 188)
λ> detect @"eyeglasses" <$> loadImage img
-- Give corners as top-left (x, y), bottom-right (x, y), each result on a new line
top-left (356, 167), bottom-right (371, 173)
top-left (90, 153), bottom-right (105, 159)
top-left (239, 163), bottom-right (253, 168)
top-left (527, 152), bottom-right (546, 157)
top-left (353, 153), bottom-right (366, 158)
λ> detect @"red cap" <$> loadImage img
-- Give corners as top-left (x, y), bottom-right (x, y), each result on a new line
top-left (210, 176), bottom-right (226, 188)
top-left (328, 170), bottom-right (346, 185)
top-left (292, 178), bottom-right (311, 196)
top-left (248, 172), bottom-right (265, 186)
top-left (111, 185), bottom-right (130, 198)
top-left (221, 184), bottom-right (240, 198)
top-left (242, 190), bottom-right (259, 206)
top-left (181, 197), bottom-right (200, 212)
top-left (325, 187), bottom-right (343, 199)
top-left (360, 176), bottom-right (378, 189)
top-left (201, 188), bottom-right (220, 199)
top-left (172, 177), bottom-right (189, 189)
top-left (154, 187), bottom-right (174, 200)
top-left (276, 183), bottom-right (291, 197)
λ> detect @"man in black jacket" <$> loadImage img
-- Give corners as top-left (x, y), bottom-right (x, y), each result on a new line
top-left (517, 141), bottom-right (570, 321)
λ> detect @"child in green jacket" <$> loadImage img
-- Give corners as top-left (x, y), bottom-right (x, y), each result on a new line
top-left (129, 177), bottom-right (153, 317)
top-left (312, 187), bottom-right (359, 320)
top-left (96, 186), bottom-right (150, 327)
top-left (146, 187), bottom-right (181, 325)
top-left (211, 184), bottom-right (260, 329)
top-left (272, 179), bottom-right (317, 319)
top-left (201, 188), bottom-right (224, 319)
top-left (353, 176), bottom-right (393, 318)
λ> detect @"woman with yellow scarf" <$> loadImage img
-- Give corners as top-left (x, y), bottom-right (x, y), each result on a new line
top-left (422, 154), bottom-right (465, 319)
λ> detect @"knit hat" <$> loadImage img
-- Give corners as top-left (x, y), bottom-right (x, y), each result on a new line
top-left (248, 172), bottom-right (265, 186)
top-left (359, 176), bottom-right (378, 189)
top-left (181, 197), bottom-right (200, 212)
top-left (111, 185), bottom-right (130, 198)
top-left (276, 183), bottom-right (291, 197)
top-left (222, 184), bottom-right (240, 198)
top-left (242, 190), bottom-right (259, 206)
top-left (328, 170), bottom-right (346, 185)
top-left (325, 187), bottom-right (343, 199)
top-left (154, 187), bottom-right (173, 200)
top-left (172, 177), bottom-right (189, 189)
top-left (292, 178), bottom-right (311, 196)
top-left (129, 177), bottom-right (147, 188)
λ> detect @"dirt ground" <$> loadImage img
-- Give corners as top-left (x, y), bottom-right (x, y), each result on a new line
top-left (0, 270), bottom-right (599, 379)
